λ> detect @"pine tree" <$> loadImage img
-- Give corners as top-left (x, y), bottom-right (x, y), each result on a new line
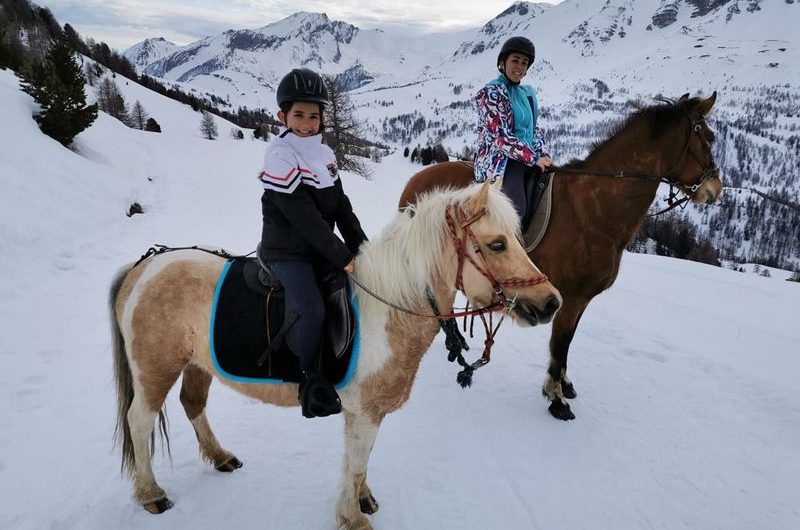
top-left (0, 28), bottom-right (25, 72)
top-left (403, 146), bottom-right (409, 157)
top-left (145, 117), bottom-right (161, 133)
top-left (200, 110), bottom-right (218, 140)
top-left (130, 100), bottom-right (148, 130)
top-left (20, 38), bottom-right (97, 147)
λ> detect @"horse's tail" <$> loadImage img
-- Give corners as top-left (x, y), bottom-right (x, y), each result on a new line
top-left (109, 263), bottom-right (170, 476)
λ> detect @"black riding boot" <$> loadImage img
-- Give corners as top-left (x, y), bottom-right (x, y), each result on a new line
top-left (299, 373), bottom-right (342, 418)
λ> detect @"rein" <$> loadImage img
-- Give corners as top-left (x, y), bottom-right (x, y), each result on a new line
top-left (348, 202), bottom-right (549, 387)
top-left (348, 203), bottom-right (548, 320)
top-left (550, 112), bottom-right (720, 217)
top-left (132, 244), bottom-right (253, 269)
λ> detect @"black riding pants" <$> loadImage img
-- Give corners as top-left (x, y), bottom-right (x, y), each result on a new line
top-left (266, 260), bottom-right (325, 373)
top-left (502, 159), bottom-right (541, 221)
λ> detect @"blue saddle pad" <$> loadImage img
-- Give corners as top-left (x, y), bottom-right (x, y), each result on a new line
top-left (209, 259), bottom-right (359, 388)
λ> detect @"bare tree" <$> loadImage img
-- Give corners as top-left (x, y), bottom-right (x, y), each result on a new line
top-left (321, 75), bottom-right (371, 178)
top-left (130, 100), bottom-right (148, 130)
top-left (96, 77), bottom-right (130, 125)
top-left (200, 110), bottom-right (218, 140)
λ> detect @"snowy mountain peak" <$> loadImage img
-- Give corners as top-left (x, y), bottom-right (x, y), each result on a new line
top-left (256, 11), bottom-right (359, 45)
top-left (452, 1), bottom-right (552, 59)
top-left (123, 37), bottom-right (180, 70)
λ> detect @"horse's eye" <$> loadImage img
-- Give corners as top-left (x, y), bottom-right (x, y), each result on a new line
top-left (488, 239), bottom-right (506, 252)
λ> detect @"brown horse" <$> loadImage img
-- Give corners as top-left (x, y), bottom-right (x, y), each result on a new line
top-left (399, 93), bottom-right (723, 421)
top-left (109, 182), bottom-right (561, 529)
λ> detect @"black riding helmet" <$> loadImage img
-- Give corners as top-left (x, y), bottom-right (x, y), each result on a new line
top-left (497, 36), bottom-right (536, 72)
top-left (276, 68), bottom-right (331, 108)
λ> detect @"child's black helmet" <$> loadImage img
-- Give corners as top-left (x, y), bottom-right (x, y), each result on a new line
top-left (497, 36), bottom-right (536, 68)
top-left (276, 68), bottom-right (330, 107)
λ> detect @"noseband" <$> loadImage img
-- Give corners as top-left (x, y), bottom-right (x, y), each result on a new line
top-left (444, 204), bottom-right (549, 312)
top-left (552, 110), bottom-right (720, 215)
top-left (663, 111), bottom-right (719, 195)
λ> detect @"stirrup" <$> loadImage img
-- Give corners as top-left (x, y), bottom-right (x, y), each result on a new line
top-left (299, 374), bottom-right (342, 418)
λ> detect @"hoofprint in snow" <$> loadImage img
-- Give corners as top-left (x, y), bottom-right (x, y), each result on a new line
top-left (1, 68), bottom-right (799, 530)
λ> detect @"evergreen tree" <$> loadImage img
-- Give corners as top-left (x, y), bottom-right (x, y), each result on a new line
top-left (62, 23), bottom-right (90, 56)
top-left (0, 28), bottom-right (25, 71)
top-left (403, 146), bottom-right (409, 157)
top-left (144, 117), bottom-right (161, 133)
top-left (432, 144), bottom-right (449, 163)
top-left (20, 38), bottom-right (97, 147)
top-left (200, 110), bottom-right (218, 140)
top-left (130, 100), bottom-right (148, 130)
top-left (420, 146), bottom-right (433, 165)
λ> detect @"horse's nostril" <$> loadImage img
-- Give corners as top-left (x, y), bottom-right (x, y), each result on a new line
top-left (544, 295), bottom-right (561, 316)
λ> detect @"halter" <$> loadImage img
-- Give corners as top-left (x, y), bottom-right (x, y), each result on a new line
top-left (444, 203), bottom-right (549, 311)
top-left (553, 110), bottom-right (720, 216)
top-left (348, 202), bottom-right (549, 320)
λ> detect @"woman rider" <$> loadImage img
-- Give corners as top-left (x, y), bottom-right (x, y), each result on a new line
top-left (473, 36), bottom-right (553, 224)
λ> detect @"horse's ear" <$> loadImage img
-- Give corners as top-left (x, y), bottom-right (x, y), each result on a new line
top-left (678, 93), bottom-right (690, 103)
top-left (695, 91), bottom-right (717, 116)
top-left (468, 179), bottom-right (491, 214)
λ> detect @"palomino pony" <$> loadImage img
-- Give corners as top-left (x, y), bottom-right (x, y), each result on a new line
top-left (110, 181), bottom-right (561, 529)
top-left (398, 93), bottom-right (723, 421)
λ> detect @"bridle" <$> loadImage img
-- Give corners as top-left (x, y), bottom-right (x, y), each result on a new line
top-left (553, 110), bottom-right (720, 215)
top-left (348, 202), bottom-right (549, 320)
top-left (444, 203), bottom-right (549, 311)
top-left (348, 202), bottom-right (552, 387)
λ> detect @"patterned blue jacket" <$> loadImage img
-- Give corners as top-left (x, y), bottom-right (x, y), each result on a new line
top-left (473, 76), bottom-right (550, 182)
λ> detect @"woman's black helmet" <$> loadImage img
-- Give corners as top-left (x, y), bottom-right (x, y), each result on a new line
top-left (497, 36), bottom-right (536, 69)
top-left (276, 68), bottom-right (330, 107)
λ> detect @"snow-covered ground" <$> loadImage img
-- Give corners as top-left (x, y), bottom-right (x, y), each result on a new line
top-left (1, 68), bottom-right (799, 530)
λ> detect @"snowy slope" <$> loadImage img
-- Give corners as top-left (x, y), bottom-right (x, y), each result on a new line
top-left (2, 66), bottom-right (800, 530)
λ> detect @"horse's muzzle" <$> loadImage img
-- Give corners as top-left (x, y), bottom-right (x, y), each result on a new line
top-left (514, 295), bottom-right (561, 326)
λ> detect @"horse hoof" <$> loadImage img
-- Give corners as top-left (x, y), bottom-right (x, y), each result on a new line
top-left (359, 494), bottom-right (379, 514)
top-left (143, 497), bottom-right (173, 514)
top-left (215, 456), bottom-right (243, 472)
top-left (562, 381), bottom-right (577, 400)
top-left (548, 400), bottom-right (576, 421)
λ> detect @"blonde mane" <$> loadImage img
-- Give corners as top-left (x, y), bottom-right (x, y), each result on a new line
top-left (353, 183), bottom-right (520, 315)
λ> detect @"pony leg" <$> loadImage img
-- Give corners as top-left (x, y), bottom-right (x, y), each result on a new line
top-left (126, 389), bottom-right (174, 513)
top-left (179, 364), bottom-right (242, 472)
top-left (543, 296), bottom-right (588, 421)
top-left (336, 411), bottom-right (382, 530)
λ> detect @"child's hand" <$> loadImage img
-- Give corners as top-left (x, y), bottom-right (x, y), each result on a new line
top-left (344, 260), bottom-right (355, 274)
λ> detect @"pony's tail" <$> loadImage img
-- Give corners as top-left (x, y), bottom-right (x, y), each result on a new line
top-left (110, 264), bottom-right (137, 476)
top-left (110, 264), bottom-right (171, 476)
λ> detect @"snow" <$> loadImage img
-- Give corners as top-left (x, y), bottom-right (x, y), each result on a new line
top-left (2, 66), bottom-right (799, 530)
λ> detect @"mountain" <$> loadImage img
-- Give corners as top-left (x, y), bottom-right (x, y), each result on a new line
top-left (126, 1), bottom-right (796, 105)
top-left (117, 0), bottom-right (799, 269)
top-left (126, 11), bottom-right (461, 109)
top-left (123, 37), bottom-right (180, 71)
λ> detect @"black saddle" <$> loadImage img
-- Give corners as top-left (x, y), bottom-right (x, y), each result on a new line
top-left (210, 257), bottom-right (357, 385)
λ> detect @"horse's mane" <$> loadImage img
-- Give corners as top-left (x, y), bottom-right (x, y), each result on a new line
top-left (564, 95), bottom-right (701, 169)
top-left (355, 184), bottom-right (519, 314)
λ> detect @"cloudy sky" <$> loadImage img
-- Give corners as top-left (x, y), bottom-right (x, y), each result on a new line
top-left (37, 0), bottom-right (563, 51)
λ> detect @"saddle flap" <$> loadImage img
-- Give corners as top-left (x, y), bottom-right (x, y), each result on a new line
top-left (324, 282), bottom-right (355, 360)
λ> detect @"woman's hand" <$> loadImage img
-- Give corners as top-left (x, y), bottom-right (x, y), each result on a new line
top-left (344, 259), bottom-right (355, 274)
top-left (535, 156), bottom-right (553, 172)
